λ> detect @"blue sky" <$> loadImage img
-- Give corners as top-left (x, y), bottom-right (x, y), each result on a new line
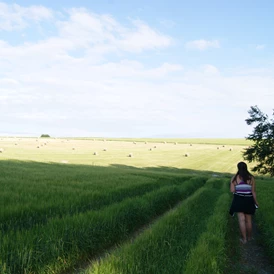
top-left (0, 0), bottom-right (273, 138)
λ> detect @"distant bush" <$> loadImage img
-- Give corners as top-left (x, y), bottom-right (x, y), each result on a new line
top-left (40, 134), bottom-right (50, 138)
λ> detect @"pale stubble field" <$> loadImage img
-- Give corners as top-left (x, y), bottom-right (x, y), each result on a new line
top-left (0, 137), bottom-right (251, 174)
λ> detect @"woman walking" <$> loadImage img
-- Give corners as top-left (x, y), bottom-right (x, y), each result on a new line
top-left (229, 162), bottom-right (259, 244)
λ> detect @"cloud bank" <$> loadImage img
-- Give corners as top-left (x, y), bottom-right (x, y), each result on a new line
top-left (0, 2), bottom-right (273, 138)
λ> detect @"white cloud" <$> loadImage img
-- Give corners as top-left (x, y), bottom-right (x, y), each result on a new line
top-left (255, 44), bottom-right (265, 50)
top-left (0, 3), bottom-right (273, 138)
top-left (0, 2), bottom-right (53, 31)
top-left (117, 20), bottom-right (172, 52)
top-left (185, 39), bottom-right (220, 50)
top-left (56, 10), bottom-right (172, 53)
top-left (160, 19), bottom-right (176, 28)
top-left (202, 64), bottom-right (219, 75)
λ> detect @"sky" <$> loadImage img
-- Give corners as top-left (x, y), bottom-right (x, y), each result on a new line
top-left (0, 0), bottom-right (274, 138)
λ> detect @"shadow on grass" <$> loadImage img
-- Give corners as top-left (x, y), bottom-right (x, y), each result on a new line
top-left (0, 159), bottom-right (234, 181)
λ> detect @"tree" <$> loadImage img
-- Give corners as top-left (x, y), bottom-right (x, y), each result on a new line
top-left (40, 134), bottom-right (50, 138)
top-left (243, 105), bottom-right (274, 176)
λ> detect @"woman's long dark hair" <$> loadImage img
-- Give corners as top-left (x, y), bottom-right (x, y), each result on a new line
top-left (234, 162), bottom-right (252, 183)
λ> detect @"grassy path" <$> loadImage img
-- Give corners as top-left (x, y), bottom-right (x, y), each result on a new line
top-left (80, 181), bottom-right (227, 274)
top-left (64, 185), bottom-right (201, 274)
top-left (226, 216), bottom-right (274, 274)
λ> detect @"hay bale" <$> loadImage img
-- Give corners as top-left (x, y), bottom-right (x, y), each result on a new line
top-left (185, 153), bottom-right (189, 157)
top-left (149, 148), bottom-right (152, 151)
top-left (0, 148), bottom-right (3, 153)
top-left (145, 142), bottom-right (147, 144)
top-left (37, 146), bottom-right (40, 148)
top-left (174, 142), bottom-right (177, 145)
top-left (133, 142), bottom-right (136, 144)
top-left (229, 148), bottom-right (233, 151)
top-left (103, 148), bottom-right (107, 151)
top-left (93, 152), bottom-right (98, 155)
top-left (222, 145), bottom-right (225, 147)
top-left (217, 147), bottom-right (219, 149)
top-left (154, 146), bottom-right (157, 148)
top-left (190, 144), bottom-right (192, 146)
top-left (128, 153), bottom-right (133, 157)
top-left (72, 147), bottom-right (75, 150)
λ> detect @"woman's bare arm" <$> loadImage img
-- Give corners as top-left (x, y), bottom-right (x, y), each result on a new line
top-left (230, 176), bottom-right (236, 193)
top-left (251, 177), bottom-right (258, 206)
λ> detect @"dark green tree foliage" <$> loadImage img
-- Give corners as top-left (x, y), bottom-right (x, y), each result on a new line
top-left (40, 134), bottom-right (50, 138)
top-left (243, 105), bottom-right (274, 176)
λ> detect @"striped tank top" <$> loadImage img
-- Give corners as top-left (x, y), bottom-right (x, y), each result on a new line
top-left (235, 181), bottom-right (252, 195)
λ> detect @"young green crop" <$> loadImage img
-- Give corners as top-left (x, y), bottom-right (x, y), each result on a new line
top-left (183, 190), bottom-right (231, 274)
top-left (87, 183), bottom-right (224, 274)
top-left (255, 178), bottom-right (274, 261)
top-left (1, 174), bottom-right (192, 232)
top-left (0, 177), bottom-right (206, 274)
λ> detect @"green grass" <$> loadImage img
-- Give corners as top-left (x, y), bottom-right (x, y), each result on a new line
top-left (0, 166), bottom-right (205, 274)
top-left (183, 190), bottom-right (230, 274)
top-left (0, 137), bottom-right (273, 274)
top-left (86, 184), bottom-right (224, 274)
top-left (255, 178), bottom-right (274, 261)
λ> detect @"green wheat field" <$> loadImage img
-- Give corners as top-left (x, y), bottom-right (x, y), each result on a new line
top-left (0, 137), bottom-right (273, 274)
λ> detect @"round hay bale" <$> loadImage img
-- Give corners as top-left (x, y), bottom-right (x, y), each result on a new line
top-left (154, 146), bottom-right (157, 148)
top-left (37, 146), bottom-right (40, 148)
top-left (149, 148), bottom-right (152, 151)
top-left (103, 148), bottom-right (107, 151)
top-left (0, 148), bottom-right (3, 153)
top-left (174, 142), bottom-right (177, 145)
top-left (229, 148), bottom-right (233, 151)
top-left (72, 147), bottom-right (75, 150)
top-left (217, 147), bottom-right (219, 149)
top-left (190, 144), bottom-right (192, 146)
top-left (185, 153), bottom-right (189, 157)
top-left (133, 142), bottom-right (136, 144)
top-left (93, 152), bottom-right (98, 155)
top-left (128, 153), bottom-right (133, 157)
top-left (145, 142), bottom-right (147, 144)
top-left (222, 145), bottom-right (225, 147)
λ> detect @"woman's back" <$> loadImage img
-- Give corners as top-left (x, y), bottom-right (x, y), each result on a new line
top-left (234, 175), bottom-right (253, 195)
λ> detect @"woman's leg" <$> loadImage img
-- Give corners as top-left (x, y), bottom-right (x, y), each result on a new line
top-left (237, 212), bottom-right (247, 243)
top-left (245, 214), bottom-right (253, 240)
